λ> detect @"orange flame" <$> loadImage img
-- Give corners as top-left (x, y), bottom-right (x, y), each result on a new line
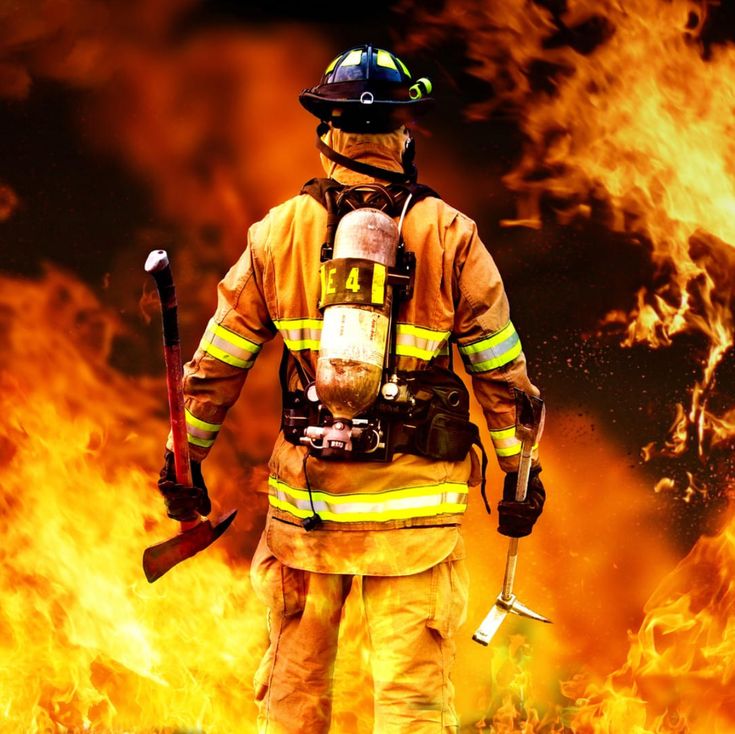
top-left (3, 0), bottom-right (731, 730)
top-left (401, 0), bottom-right (735, 730)
top-left (404, 0), bottom-right (735, 472)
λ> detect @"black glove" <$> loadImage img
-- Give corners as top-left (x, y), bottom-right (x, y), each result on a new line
top-left (157, 450), bottom-right (211, 522)
top-left (497, 467), bottom-right (546, 538)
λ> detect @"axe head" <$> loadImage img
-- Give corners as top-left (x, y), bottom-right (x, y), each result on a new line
top-left (472, 592), bottom-right (552, 646)
top-left (143, 510), bottom-right (237, 583)
top-left (514, 389), bottom-right (545, 444)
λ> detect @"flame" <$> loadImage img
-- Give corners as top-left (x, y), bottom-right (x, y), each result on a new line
top-left (402, 0), bottom-right (735, 479)
top-left (400, 0), bottom-right (735, 730)
top-left (0, 268), bottom-right (264, 731)
top-left (3, 0), bottom-right (733, 730)
top-left (0, 183), bottom-right (19, 222)
top-left (0, 268), bottom-right (388, 732)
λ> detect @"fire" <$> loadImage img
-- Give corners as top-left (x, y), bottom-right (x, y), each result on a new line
top-left (0, 268), bottom-right (263, 731)
top-left (404, 0), bottom-right (735, 473)
top-left (400, 0), bottom-right (735, 731)
top-left (0, 268), bottom-right (385, 732)
top-left (3, 0), bottom-right (734, 730)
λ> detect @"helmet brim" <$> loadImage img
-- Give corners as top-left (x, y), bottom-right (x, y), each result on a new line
top-left (299, 91), bottom-right (434, 130)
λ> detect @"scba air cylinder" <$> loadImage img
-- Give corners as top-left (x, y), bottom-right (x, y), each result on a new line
top-left (314, 208), bottom-right (398, 455)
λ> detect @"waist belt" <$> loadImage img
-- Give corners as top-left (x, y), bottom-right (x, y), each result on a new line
top-left (280, 362), bottom-right (492, 514)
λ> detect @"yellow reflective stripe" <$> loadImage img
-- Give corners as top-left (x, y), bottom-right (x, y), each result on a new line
top-left (490, 425), bottom-right (519, 457)
top-left (285, 338), bottom-right (320, 351)
top-left (495, 441), bottom-right (539, 458)
top-left (490, 426), bottom-right (515, 441)
top-left (397, 324), bottom-right (451, 341)
top-left (273, 318), bottom-right (323, 330)
top-left (201, 341), bottom-right (252, 369)
top-left (268, 496), bottom-right (467, 522)
top-left (459, 322), bottom-right (516, 355)
top-left (376, 49), bottom-right (397, 70)
top-left (325, 54), bottom-right (341, 74)
top-left (199, 319), bottom-right (260, 369)
top-left (268, 474), bottom-right (469, 522)
top-left (471, 340), bottom-right (522, 372)
top-left (459, 322), bottom-right (522, 372)
top-left (395, 324), bottom-right (450, 361)
top-left (490, 426), bottom-right (538, 457)
top-left (209, 322), bottom-right (261, 353)
top-left (372, 263), bottom-right (386, 304)
top-left (396, 56), bottom-right (411, 78)
top-left (342, 49), bottom-right (363, 66)
top-left (188, 435), bottom-right (215, 448)
top-left (273, 318), bottom-right (323, 352)
top-left (185, 410), bottom-right (221, 433)
top-left (395, 344), bottom-right (435, 360)
top-left (186, 408), bottom-right (219, 447)
top-left (268, 476), bottom-right (466, 504)
top-left (496, 443), bottom-right (522, 458)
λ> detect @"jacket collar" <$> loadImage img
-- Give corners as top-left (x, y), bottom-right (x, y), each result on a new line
top-left (319, 126), bottom-right (409, 185)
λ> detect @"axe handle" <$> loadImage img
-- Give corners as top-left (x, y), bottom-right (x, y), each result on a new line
top-left (146, 250), bottom-right (198, 532)
top-left (501, 436), bottom-right (534, 601)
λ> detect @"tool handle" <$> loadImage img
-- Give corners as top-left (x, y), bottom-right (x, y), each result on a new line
top-left (514, 437), bottom-right (534, 502)
top-left (500, 436), bottom-right (534, 600)
top-left (146, 250), bottom-right (198, 531)
top-left (501, 538), bottom-right (520, 600)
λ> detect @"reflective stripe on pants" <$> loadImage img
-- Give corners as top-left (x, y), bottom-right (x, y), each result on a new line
top-left (250, 533), bottom-right (468, 733)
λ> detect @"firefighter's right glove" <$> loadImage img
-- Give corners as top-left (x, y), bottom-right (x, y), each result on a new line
top-left (157, 450), bottom-right (211, 522)
top-left (497, 467), bottom-right (546, 538)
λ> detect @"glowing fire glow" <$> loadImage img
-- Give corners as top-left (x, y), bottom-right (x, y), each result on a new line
top-left (401, 0), bottom-right (735, 730)
top-left (3, 0), bottom-right (735, 730)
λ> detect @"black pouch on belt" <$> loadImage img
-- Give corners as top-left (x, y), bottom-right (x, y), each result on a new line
top-left (414, 410), bottom-right (480, 461)
top-left (401, 366), bottom-right (479, 461)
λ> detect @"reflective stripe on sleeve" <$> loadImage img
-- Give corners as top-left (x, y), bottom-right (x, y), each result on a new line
top-left (490, 426), bottom-right (538, 459)
top-left (268, 476), bottom-right (468, 523)
top-left (185, 409), bottom-right (222, 448)
top-left (199, 319), bottom-right (262, 369)
top-left (395, 324), bottom-right (450, 361)
top-left (273, 318), bottom-right (323, 351)
top-left (458, 322), bottom-right (522, 373)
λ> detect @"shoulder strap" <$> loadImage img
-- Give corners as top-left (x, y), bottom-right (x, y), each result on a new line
top-left (301, 178), bottom-right (440, 213)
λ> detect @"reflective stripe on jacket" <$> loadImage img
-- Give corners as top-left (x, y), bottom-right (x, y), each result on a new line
top-left (169, 128), bottom-right (540, 570)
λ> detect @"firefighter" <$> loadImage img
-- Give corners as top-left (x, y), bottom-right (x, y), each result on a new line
top-left (157, 44), bottom-right (547, 733)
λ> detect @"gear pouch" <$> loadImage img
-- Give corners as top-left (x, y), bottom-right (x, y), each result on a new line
top-left (414, 412), bottom-right (479, 462)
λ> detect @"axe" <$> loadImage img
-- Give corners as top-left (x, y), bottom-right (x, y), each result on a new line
top-left (472, 389), bottom-right (551, 646)
top-left (143, 249), bottom-right (237, 583)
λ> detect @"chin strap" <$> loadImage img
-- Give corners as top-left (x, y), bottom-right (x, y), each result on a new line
top-left (316, 123), bottom-right (417, 184)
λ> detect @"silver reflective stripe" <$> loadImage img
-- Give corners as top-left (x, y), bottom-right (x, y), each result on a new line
top-left (185, 409), bottom-right (222, 449)
top-left (273, 317), bottom-right (451, 360)
top-left (489, 426), bottom-right (521, 458)
top-left (489, 426), bottom-right (539, 459)
top-left (200, 319), bottom-right (261, 369)
top-left (268, 476), bottom-right (468, 522)
top-left (395, 324), bottom-right (451, 361)
top-left (273, 318), bottom-right (323, 351)
top-left (458, 322), bottom-right (522, 373)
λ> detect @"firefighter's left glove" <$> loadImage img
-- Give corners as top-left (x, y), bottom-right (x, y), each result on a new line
top-left (157, 450), bottom-right (211, 522)
top-left (497, 467), bottom-right (546, 538)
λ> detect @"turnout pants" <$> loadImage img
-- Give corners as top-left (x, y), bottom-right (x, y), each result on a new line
top-left (250, 536), bottom-right (469, 734)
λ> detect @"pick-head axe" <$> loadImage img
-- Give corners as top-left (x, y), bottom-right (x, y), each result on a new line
top-left (143, 249), bottom-right (237, 583)
top-left (472, 389), bottom-right (551, 646)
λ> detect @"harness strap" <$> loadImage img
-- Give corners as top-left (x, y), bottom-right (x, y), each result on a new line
top-left (474, 433), bottom-right (491, 515)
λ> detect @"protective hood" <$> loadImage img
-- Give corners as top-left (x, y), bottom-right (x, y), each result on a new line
top-left (319, 125), bottom-right (411, 185)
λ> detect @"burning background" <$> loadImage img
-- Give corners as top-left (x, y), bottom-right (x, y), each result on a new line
top-left (1, 0), bottom-right (734, 731)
